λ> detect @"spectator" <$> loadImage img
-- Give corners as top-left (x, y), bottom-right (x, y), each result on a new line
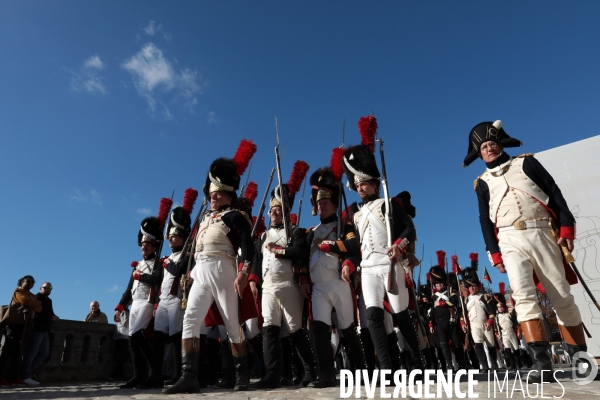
top-left (84, 301), bottom-right (108, 323)
top-left (20, 282), bottom-right (59, 386)
top-left (0, 275), bottom-right (42, 387)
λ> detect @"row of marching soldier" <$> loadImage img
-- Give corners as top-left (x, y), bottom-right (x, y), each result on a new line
top-left (111, 116), bottom-right (588, 393)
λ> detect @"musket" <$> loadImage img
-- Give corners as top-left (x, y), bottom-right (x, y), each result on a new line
top-left (456, 269), bottom-right (474, 351)
top-left (274, 115), bottom-right (292, 245)
top-left (376, 137), bottom-right (398, 295)
top-left (296, 177), bottom-right (307, 227)
top-left (416, 244), bottom-right (424, 297)
top-left (179, 196), bottom-right (209, 310)
top-left (251, 168), bottom-right (276, 239)
top-left (149, 190), bottom-right (175, 304)
top-left (549, 226), bottom-right (600, 312)
top-left (239, 161), bottom-right (253, 196)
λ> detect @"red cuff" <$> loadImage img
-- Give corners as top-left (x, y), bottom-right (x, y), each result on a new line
top-left (319, 243), bottom-right (331, 252)
top-left (238, 261), bottom-right (251, 274)
top-left (405, 273), bottom-right (413, 289)
top-left (489, 251), bottom-right (503, 266)
top-left (115, 304), bottom-right (124, 312)
top-left (154, 303), bottom-right (159, 310)
top-left (428, 322), bottom-right (434, 328)
top-left (393, 237), bottom-right (408, 252)
top-left (560, 226), bottom-right (575, 240)
top-left (460, 320), bottom-right (466, 328)
top-left (299, 274), bottom-right (311, 285)
top-left (342, 259), bottom-right (356, 274)
top-left (486, 318), bottom-right (494, 326)
top-left (133, 272), bottom-right (140, 280)
top-left (248, 274), bottom-right (260, 284)
top-left (438, 300), bottom-right (446, 307)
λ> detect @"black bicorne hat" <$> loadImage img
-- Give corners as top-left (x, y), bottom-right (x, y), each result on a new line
top-left (138, 217), bottom-right (163, 247)
top-left (342, 145), bottom-right (380, 191)
top-left (429, 266), bottom-right (447, 285)
top-left (448, 272), bottom-right (459, 289)
top-left (310, 167), bottom-right (340, 215)
top-left (494, 293), bottom-right (507, 306)
top-left (463, 120), bottom-right (523, 167)
top-left (165, 207), bottom-right (192, 239)
top-left (461, 267), bottom-right (481, 288)
top-left (394, 191), bottom-right (415, 219)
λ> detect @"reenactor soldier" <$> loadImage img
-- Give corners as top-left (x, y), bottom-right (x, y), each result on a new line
top-left (164, 140), bottom-right (256, 394)
top-left (465, 120), bottom-right (586, 382)
top-left (460, 266), bottom-right (500, 372)
top-left (418, 283), bottom-right (446, 370)
top-left (494, 285), bottom-right (522, 371)
top-left (250, 161), bottom-right (317, 389)
top-left (340, 116), bottom-right (421, 373)
top-left (302, 165), bottom-right (365, 388)
top-left (115, 215), bottom-right (165, 389)
top-left (428, 259), bottom-right (470, 372)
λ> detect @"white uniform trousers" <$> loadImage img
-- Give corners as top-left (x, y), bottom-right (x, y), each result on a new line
top-left (129, 299), bottom-right (154, 335)
top-left (182, 253), bottom-right (244, 343)
top-left (501, 330), bottom-right (520, 351)
top-left (498, 227), bottom-right (582, 326)
top-left (244, 317), bottom-right (261, 340)
top-left (361, 263), bottom-right (409, 313)
top-left (154, 296), bottom-right (184, 336)
top-left (261, 283), bottom-right (304, 334)
top-left (470, 319), bottom-right (495, 348)
top-left (358, 292), bottom-right (394, 334)
top-left (312, 279), bottom-right (354, 330)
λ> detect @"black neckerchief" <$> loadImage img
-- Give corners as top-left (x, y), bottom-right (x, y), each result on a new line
top-left (172, 246), bottom-right (184, 253)
top-left (320, 214), bottom-right (337, 224)
top-left (485, 152), bottom-right (511, 169)
top-left (143, 254), bottom-right (156, 261)
top-left (361, 193), bottom-right (380, 205)
top-left (271, 223), bottom-right (284, 230)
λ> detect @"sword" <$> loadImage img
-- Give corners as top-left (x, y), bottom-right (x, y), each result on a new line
top-left (550, 226), bottom-right (600, 312)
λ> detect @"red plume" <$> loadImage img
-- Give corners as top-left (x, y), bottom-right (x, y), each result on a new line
top-left (436, 250), bottom-right (446, 268)
top-left (358, 115), bottom-right (378, 153)
top-left (288, 160), bottom-right (309, 195)
top-left (182, 188), bottom-right (199, 216)
top-left (290, 213), bottom-right (298, 226)
top-left (469, 252), bottom-right (478, 262)
top-left (331, 147), bottom-right (345, 183)
top-left (233, 139), bottom-right (257, 176)
top-left (499, 282), bottom-right (505, 295)
top-left (158, 197), bottom-right (174, 229)
top-left (243, 182), bottom-right (258, 207)
top-left (451, 255), bottom-right (460, 274)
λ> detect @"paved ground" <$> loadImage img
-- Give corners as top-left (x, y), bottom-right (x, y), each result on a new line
top-left (1, 370), bottom-right (599, 399)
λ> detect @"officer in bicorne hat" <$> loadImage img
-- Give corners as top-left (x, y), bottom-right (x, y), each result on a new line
top-left (465, 120), bottom-right (586, 382)
top-left (114, 216), bottom-right (164, 389)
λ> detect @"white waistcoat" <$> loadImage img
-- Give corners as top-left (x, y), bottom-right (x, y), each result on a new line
top-left (497, 313), bottom-right (513, 332)
top-left (261, 227), bottom-right (293, 283)
top-left (160, 251), bottom-right (182, 301)
top-left (353, 199), bottom-right (388, 268)
top-left (466, 293), bottom-right (488, 323)
top-left (132, 259), bottom-right (153, 300)
top-left (309, 221), bottom-right (341, 283)
top-left (478, 157), bottom-right (550, 225)
top-left (195, 209), bottom-right (235, 258)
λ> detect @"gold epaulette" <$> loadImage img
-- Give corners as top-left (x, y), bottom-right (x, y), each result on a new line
top-left (473, 175), bottom-right (482, 191)
top-left (306, 226), bottom-right (316, 234)
top-left (516, 153), bottom-right (534, 158)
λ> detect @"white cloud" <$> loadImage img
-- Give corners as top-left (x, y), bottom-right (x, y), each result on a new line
top-left (69, 55), bottom-right (107, 94)
top-left (108, 285), bottom-right (119, 292)
top-left (144, 21), bottom-right (158, 36)
top-left (70, 189), bottom-right (103, 206)
top-left (137, 207), bottom-right (151, 215)
top-left (143, 21), bottom-right (172, 41)
top-left (208, 111), bottom-right (217, 125)
top-left (122, 42), bottom-right (202, 118)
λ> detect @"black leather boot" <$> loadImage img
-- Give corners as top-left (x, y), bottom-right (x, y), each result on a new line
top-left (163, 332), bottom-right (182, 386)
top-left (197, 334), bottom-right (208, 388)
top-left (527, 342), bottom-right (555, 383)
top-left (514, 348), bottom-right (523, 369)
top-left (387, 332), bottom-right (401, 372)
top-left (341, 324), bottom-right (366, 371)
top-left (290, 328), bottom-right (317, 387)
top-left (309, 321), bottom-right (335, 388)
top-left (248, 334), bottom-right (266, 379)
top-left (437, 347), bottom-right (448, 370)
top-left (162, 338), bottom-right (200, 394)
top-left (395, 310), bottom-right (424, 371)
top-left (487, 346), bottom-right (500, 371)
top-left (440, 343), bottom-right (454, 371)
top-left (280, 336), bottom-right (295, 386)
top-left (366, 307), bottom-right (392, 370)
top-left (137, 330), bottom-right (168, 389)
top-left (120, 332), bottom-right (149, 389)
top-left (213, 340), bottom-right (235, 389)
top-left (205, 337), bottom-right (220, 385)
top-left (232, 342), bottom-right (249, 391)
top-left (428, 346), bottom-right (439, 370)
top-left (473, 343), bottom-right (489, 373)
top-left (254, 326), bottom-right (282, 389)
top-left (361, 328), bottom-right (377, 374)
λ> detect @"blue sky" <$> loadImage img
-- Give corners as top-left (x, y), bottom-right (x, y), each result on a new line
top-left (1, 1), bottom-right (599, 320)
